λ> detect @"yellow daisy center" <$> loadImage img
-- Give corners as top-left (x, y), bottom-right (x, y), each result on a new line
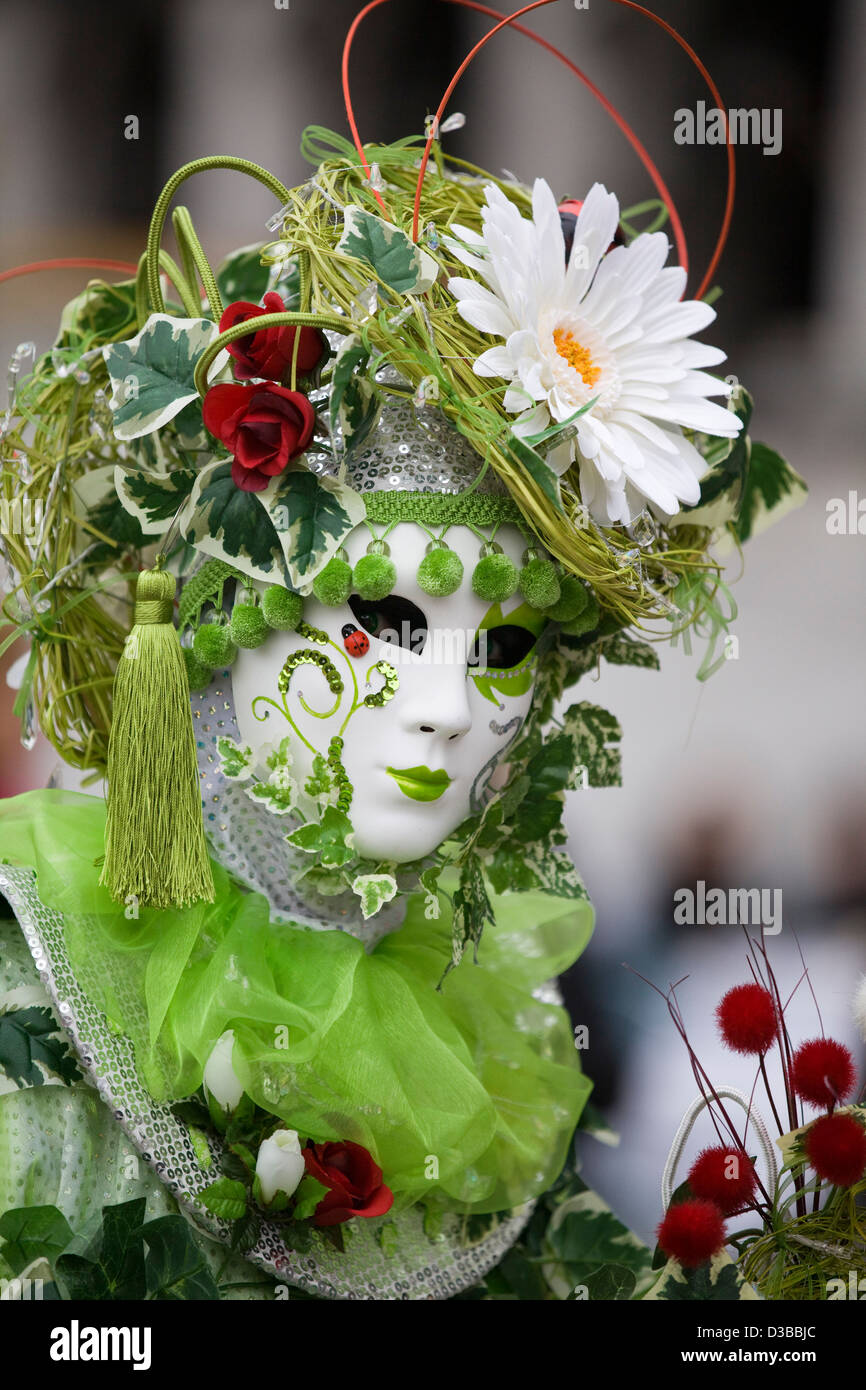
top-left (553, 328), bottom-right (601, 387)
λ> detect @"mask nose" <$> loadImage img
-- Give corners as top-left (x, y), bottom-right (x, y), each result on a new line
top-left (399, 668), bottom-right (472, 743)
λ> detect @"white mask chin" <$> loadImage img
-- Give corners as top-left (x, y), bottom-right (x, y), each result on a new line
top-left (231, 522), bottom-right (544, 863)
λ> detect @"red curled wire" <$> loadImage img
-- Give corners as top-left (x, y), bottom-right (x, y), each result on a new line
top-left (341, 0), bottom-right (736, 298)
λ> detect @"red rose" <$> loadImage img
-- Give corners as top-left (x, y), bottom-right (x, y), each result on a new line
top-left (202, 382), bottom-right (317, 492)
top-left (302, 1140), bottom-right (394, 1227)
top-left (219, 291), bottom-right (327, 383)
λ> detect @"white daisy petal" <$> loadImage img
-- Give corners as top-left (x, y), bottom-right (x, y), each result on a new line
top-left (564, 182), bottom-right (620, 304)
top-left (444, 177), bottom-right (739, 526)
top-left (473, 345), bottom-right (514, 378)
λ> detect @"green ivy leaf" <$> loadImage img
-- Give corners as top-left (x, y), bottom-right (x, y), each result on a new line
top-left (262, 469), bottom-right (366, 586)
top-left (54, 1198), bottom-right (149, 1301)
top-left (216, 736), bottom-right (255, 782)
top-left (141, 1215), bottom-right (220, 1300)
top-left (338, 207), bottom-right (439, 294)
top-left (658, 1259), bottom-right (743, 1302)
top-left (600, 633), bottom-right (660, 671)
top-left (735, 440), bottom-right (807, 543)
top-left (114, 465), bottom-right (197, 536)
top-left (0, 1204), bottom-right (73, 1276)
top-left (215, 243), bottom-right (300, 310)
top-left (183, 459), bottom-right (292, 585)
top-left (0, 1006), bottom-right (82, 1089)
top-left (351, 873), bottom-right (398, 920)
top-left (560, 701), bottom-right (623, 789)
top-left (104, 314), bottom-right (225, 441)
top-left (56, 278), bottom-right (139, 351)
top-left (287, 806), bottom-right (357, 868)
top-left (292, 1176), bottom-right (329, 1222)
top-left (198, 1177), bottom-right (249, 1222)
top-left (447, 856), bottom-right (494, 977)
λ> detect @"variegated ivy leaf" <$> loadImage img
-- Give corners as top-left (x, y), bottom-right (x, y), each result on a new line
top-left (733, 440), bottom-right (807, 545)
top-left (114, 465), bottom-right (197, 536)
top-left (351, 873), bottom-right (398, 920)
top-left (182, 460), bottom-right (293, 586)
top-left (304, 753), bottom-right (333, 802)
top-left (486, 843), bottom-right (588, 900)
top-left (560, 702), bottom-right (622, 789)
top-left (287, 807), bottom-right (356, 868)
top-left (259, 468), bottom-right (366, 587)
top-left (216, 736), bottom-right (254, 781)
top-left (103, 315), bottom-right (227, 441)
top-left (329, 335), bottom-right (381, 459)
top-left (676, 385), bottom-right (752, 532)
top-left (446, 856), bottom-right (494, 979)
top-left (215, 243), bottom-right (300, 311)
top-left (247, 775), bottom-right (295, 815)
top-left (338, 207), bottom-right (439, 295)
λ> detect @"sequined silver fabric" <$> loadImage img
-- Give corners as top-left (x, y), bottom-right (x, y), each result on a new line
top-left (307, 388), bottom-right (509, 497)
top-left (189, 671), bottom-right (406, 947)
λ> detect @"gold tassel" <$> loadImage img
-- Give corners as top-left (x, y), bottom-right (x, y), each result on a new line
top-left (100, 566), bottom-right (215, 909)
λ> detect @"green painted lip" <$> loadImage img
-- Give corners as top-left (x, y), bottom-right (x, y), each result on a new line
top-left (385, 764), bottom-right (451, 802)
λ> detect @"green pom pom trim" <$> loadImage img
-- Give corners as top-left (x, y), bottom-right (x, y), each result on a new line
top-left (560, 592), bottom-right (601, 636)
top-left (313, 556), bottom-right (353, 607)
top-left (183, 645), bottom-right (214, 692)
top-left (417, 546), bottom-right (464, 597)
top-left (262, 586), bottom-right (303, 632)
top-left (520, 557), bottom-right (561, 610)
top-left (544, 576), bottom-right (589, 623)
top-left (230, 602), bottom-right (268, 649)
top-left (353, 553), bottom-right (396, 602)
top-left (192, 621), bottom-right (238, 668)
top-left (471, 552), bottom-right (519, 603)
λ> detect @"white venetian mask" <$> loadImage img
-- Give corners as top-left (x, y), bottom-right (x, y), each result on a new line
top-left (231, 520), bottom-right (546, 863)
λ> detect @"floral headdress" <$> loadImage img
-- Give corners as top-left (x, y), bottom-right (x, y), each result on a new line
top-left (0, 1), bottom-right (805, 915)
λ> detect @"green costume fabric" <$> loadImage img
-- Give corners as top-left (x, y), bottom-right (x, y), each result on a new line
top-left (0, 789), bottom-right (592, 1216)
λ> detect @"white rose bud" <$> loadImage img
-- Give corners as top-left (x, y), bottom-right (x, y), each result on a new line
top-left (255, 1129), bottom-right (306, 1205)
top-left (202, 1029), bottom-right (244, 1114)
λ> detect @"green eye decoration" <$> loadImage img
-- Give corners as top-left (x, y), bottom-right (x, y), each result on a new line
top-left (362, 660), bottom-right (399, 708)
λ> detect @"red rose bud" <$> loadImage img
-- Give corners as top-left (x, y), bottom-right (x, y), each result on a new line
top-left (219, 291), bottom-right (327, 382)
top-left (202, 382), bottom-right (316, 492)
top-left (803, 1112), bottom-right (866, 1187)
top-left (302, 1140), bottom-right (394, 1228)
top-left (656, 1199), bottom-right (726, 1269)
top-left (715, 983), bottom-right (777, 1055)
top-left (790, 1037), bottom-right (856, 1108)
top-left (687, 1146), bottom-right (758, 1216)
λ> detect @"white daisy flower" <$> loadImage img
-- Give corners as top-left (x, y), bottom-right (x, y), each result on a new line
top-left (446, 179), bottom-right (742, 526)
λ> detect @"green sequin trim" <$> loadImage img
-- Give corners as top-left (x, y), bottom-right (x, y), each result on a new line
top-left (363, 492), bottom-right (523, 527)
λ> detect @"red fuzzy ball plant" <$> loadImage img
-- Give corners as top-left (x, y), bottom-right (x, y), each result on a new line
top-left (640, 932), bottom-right (866, 1287)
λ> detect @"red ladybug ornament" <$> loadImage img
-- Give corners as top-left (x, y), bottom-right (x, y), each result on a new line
top-left (558, 198), bottom-right (626, 266)
top-left (342, 624), bottom-right (369, 657)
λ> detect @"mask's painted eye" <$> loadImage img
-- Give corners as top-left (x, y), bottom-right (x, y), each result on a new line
top-left (468, 624), bottom-right (538, 671)
top-left (348, 593), bottom-right (428, 653)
